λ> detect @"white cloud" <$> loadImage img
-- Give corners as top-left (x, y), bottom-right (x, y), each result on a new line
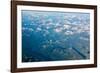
top-left (63, 24), bottom-right (71, 29)
top-left (54, 27), bottom-right (62, 33)
top-left (55, 23), bottom-right (60, 27)
top-left (76, 29), bottom-right (83, 33)
top-left (28, 28), bottom-right (34, 32)
top-left (22, 27), bottom-right (28, 30)
top-left (36, 27), bottom-right (42, 31)
top-left (80, 37), bottom-right (89, 41)
top-left (22, 27), bottom-right (34, 32)
top-left (46, 26), bottom-right (50, 29)
top-left (70, 24), bottom-right (90, 34)
top-left (64, 31), bottom-right (74, 35)
top-left (71, 27), bottom-right (78, 31)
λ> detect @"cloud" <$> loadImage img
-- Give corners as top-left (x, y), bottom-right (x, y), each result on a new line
top-left (80, 37), bottom-right (89, 41)
top-left (63, 24), bottom-right (71, 29)
top-left (64, 31), bottom-right (74, 35)
top-left (70, 24), bottom-right (90, 34)
top-left (22, 27), bottom-right (34, 32)
top-left (54, 28), bottom-right (62, 33)
top-left (36, 27), bottom-right (42, 31)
